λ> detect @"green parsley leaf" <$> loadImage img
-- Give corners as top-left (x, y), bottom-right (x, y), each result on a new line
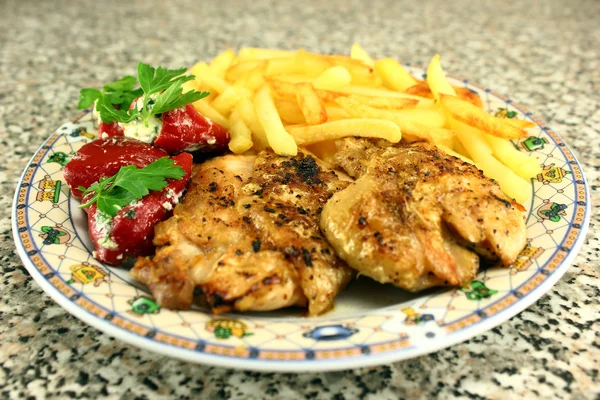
top-left (103, 75), bottom-right (137, 93)
top-left (150, 76), bottom-right (209, 116)
top-left (77, 88), bottom-right (102, 109)
top-left (78, 62), bottom-right (209, 126)
top-left (79, 157), bottom-right (185, 217)
top-left (138, 63), bottom-right (189, 96)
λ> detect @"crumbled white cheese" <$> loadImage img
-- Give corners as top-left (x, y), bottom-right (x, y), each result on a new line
top-left (162, 201), bottom-right (173, 211)
top-left (119, 95), bottom-right (162, 143)
top-left (95, 211), bottom-right (118, 250)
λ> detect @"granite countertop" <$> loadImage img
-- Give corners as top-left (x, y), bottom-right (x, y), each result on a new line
top-left (1, 0), bottom-right (598, 398)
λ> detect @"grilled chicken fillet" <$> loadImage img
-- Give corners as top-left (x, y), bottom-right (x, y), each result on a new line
top-left (320, 138), bottom-right (527, 292)
top-left (132, 151), bottom-right (353, 316)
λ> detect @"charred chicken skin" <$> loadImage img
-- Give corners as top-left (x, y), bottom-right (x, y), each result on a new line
top-left (320, 138), bottom-right (527, 292)
top-left (132, 151), bottom-right (353, 316)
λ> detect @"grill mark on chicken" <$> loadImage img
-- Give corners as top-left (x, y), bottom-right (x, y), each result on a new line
top-left (131, 151), bottom-right (353, 316)
top-left (321, 138), bottom-right (527, 292)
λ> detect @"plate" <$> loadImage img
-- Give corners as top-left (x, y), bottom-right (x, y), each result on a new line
top-left (11, 68), bottom-right (590, 372)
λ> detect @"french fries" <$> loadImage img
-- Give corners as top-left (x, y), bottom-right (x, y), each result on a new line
top-left (313, 66), bottom-right (352, 90)
top-left (187, 45), bottom-right (539, 204)
top-left (374, 58), bottom-right (418, 92)
top-left (295, 83), bottom-right (327, 125)
top-left (350, 43), bottom-right (374, 67)
top-left (190, 62), bottom-right (230, 94)
top-left (287, 119), bottom-right (401, 145)
top-left (347, 94), bottom-right (418, 110)
top-left (440, 94), bottom-right (527, 139)
top-left (211, 86), bottom-right (252, 116)
top-left (274, 99), bottom-right (306, 124)
top-left (254, 86), bottom-right (298, 156)
top-left (426, 54), bottom-right (456, 100)
top-left (210, 49), bottom-right (237, 79)
top-left (228, 110), bottom-right (254, 154)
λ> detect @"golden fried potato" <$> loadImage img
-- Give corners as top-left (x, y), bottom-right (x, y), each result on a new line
top-left (350, 43), bottom-right (374, 67)
top-left (295, 83), bottom-right (327, 125)
top-left (210, 49), bottom-right (237, 79)
top-left (374, 58), bottom-right (418, 92)
top-left (228, 110), bottom-right (254, 154)
top-left (426, 54), bottom-right (456, 100)
top-left (287, 119), bottom-right (401, 145)
top-left (313, 66), bottom-right (352, 90)
top-left (254, 86), bottom-right (298, 156)
top-left (440, 94), bottom-right (527, 139)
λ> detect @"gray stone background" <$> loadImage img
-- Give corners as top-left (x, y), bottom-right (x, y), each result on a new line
top-left (0, 0), bottom-right (598, 398)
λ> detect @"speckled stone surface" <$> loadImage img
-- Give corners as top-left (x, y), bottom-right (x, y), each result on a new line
top-left (1, 0), bottom-right (598, 398)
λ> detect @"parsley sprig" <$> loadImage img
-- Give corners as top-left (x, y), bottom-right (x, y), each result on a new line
top-left (77, 62), bottom-right (209, 126)
top-left (79, 157), bottom-right (185, 217)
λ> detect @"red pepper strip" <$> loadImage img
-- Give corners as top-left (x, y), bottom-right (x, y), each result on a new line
top-left (84, 152), bottom-right (193, 265)
top-left (154, 104), bottom-right (230, 154)
top-left (63, 137), bottom-right (168, 199)
top-left (98, 121), bottom-right (124, 137)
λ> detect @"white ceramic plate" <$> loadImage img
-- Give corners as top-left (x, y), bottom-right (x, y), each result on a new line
top-left (12, 68), bottom-right (590, 372)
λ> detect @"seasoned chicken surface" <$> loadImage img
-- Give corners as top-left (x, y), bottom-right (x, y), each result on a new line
top-left (132, 151), bottom-right (353, 316)
top-left (320, 138), bottom-right (527, 292)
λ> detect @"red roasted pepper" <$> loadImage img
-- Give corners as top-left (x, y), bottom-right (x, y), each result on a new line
top-left (64, 137), bottom-right (168, 198)
top-left (154, 104), bottom-right (230, 153)
top-left (98, 121), bottom-right (124, 137)
top-left (84, 152), bottom-right (193, 265)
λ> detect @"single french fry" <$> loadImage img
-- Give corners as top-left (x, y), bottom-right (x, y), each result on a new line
top-left (211, 86), bottom-right (253, 116)
top-left (274, 99), bottom-right (306, 124)
top-left (336, 85), bottom-right (435, 107)
top-left (350, 43), bottom-right (374, 67)
top-left (295, 82), bottom-right (327, 125)
top-left (238, 48), bottom-right (295, 62)
top-left (210, 49), bottom-right (237, 79)
top-left (287, 119), bottom-right (401, 145)
top-left (452, 118), bottom-right (530, 203)
top-left (191, 99), bottom-right (230, 128)
top-left (347, 94), bottom-right (418, 110)
top-left (374, 58), bottom-right (418, 92)
top-left (313, 66), bottom-right (352, 90)
top-left (254, 86), bottom-right (298, 156)
top-left (441, 94), bottom-right (527, 139)
top-left (228, 110), bottom-right (254, 154)
top-left (190, 62), bottom-right (230, 94)
top-left (471, 153), bottom-right (531, 204)
top-left (505, 119), bottom-right (537, 129)
top-left (426, 54), bottom-right (457, 100)
top-left (236, 98), bottom-right (269, 150)
top-left (405, 82), bottom-right (434, 98)
top-left (451, 118), bottom-right (494, 155)
top-left (483, 133), bottom-right (542, 179)
top-left (455, 87), bottom-right (484, 109)
top-left (334, 96), bottom-right (446, 143)
top-left (226, 60), bottom-right (267, 82)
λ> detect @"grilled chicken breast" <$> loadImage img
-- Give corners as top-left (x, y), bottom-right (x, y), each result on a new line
top-left (132, 151), bottom-right (353, 316)
top-left (320, 138), bottom-right (527, 292)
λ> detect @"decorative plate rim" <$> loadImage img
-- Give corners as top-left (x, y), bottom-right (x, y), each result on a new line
top-left (11, 71), bottom-right (591, 372)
